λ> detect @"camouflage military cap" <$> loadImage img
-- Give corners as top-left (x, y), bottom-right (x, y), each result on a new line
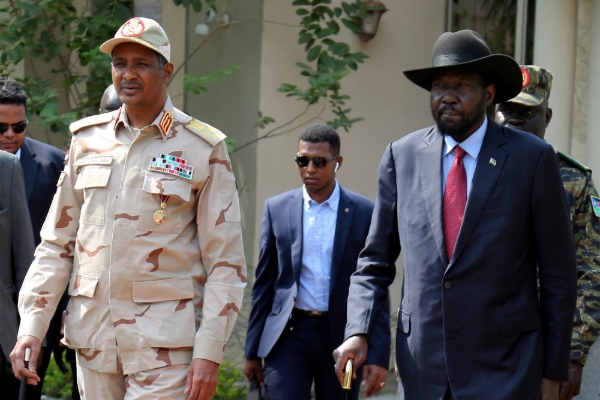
top-left (507, 65), bottom-right (552, 106)
top-left (100, 17), bottom-right (170, 62)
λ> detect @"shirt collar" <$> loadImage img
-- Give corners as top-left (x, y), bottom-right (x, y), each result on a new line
top-left (443, 115), bottom-right (488, 159)
top-left (114, 96), bottom-right (175, 142)
top-left (302, 180), bottom-right (340, 211)
top-left (14, 147), bottom-right (21, 159)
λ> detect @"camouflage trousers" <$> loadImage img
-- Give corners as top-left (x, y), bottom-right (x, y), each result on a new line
top-left (76, 356), bottom-right (188, 399)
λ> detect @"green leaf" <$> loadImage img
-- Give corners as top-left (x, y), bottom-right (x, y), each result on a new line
top-left (295, 62), bottom-right (313, 70)
top-left (341, 2), bottom-right (353, 15)
top-left (316, 28), bottom-right (333, 38)
top-left (306, 44), bottom-right (322, 62)
top-left (334, 7), bottom-right (343, 17)
top-left (304, 38), bottom-right (315, 51)
top-left (308, 76), bottom-right (318, 87)
top-left (329, 42), bottom-right (350, 57)
top-left (292, 0), bottom-right (311, 4)
top-left (341, 18), bottom-right (361, 33)
top-left (298, 33), bottom-right (312, 44)
top-left (191, 0), bottom-right (203, 13)
top-left (296, 8), bottom-right (309, 15)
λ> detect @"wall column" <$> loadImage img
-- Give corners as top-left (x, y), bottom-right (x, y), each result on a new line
top-left (586, 0), bottom-right (600, 174)
top-left (533, 0), bottom-right (578, 153)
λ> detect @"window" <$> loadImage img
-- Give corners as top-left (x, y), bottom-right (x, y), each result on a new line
top-left (447, 0), bottom-right (536, 64)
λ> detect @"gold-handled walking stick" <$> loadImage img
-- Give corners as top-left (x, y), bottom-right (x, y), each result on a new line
top-left (18, 348), bottom-right (31, 400)
top-left (342, 359), bottom-right (353, 400)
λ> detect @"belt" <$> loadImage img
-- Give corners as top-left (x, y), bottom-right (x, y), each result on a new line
top-left (293, 308), bottom-right (328, 317)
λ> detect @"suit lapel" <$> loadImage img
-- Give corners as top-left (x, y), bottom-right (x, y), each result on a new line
top-left (449, 122), bottom-right (507, 266)
top-left (19, 138), bottom-right (38, 203)
top-left (288, 190), bottom-right (304, 285)
top-left (330, 187), bottom-right (353, 292)
top-left (418, 127), bottom-right (448, 265)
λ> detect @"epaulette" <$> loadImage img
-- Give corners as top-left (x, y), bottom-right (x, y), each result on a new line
top-left (69, 112), bottom-right (115, 134)
top-left (185, 118), bottom-right (226, 147)
top-left (556, 150), bottom-right (592, 173)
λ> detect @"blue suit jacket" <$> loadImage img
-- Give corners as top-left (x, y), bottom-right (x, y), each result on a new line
top-left (20, 137), bottom-right (65, 246)
top-left (246, 186), bottom-right (390, 368)
top-left (19, 137), bottom-right (65, 346)
top-left (346, 122), bottom-right (577, 400)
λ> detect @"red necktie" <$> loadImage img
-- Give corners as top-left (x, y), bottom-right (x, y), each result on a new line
top-left (444, 146), bottom-right (467, 260)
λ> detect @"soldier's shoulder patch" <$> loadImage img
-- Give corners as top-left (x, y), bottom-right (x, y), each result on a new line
top-left (185, 118), bottom-right (226, 147)
top-left (69, 113), bottom-right (115, 134)
top-left (556, 150), bottom-right (592, 173)
top-left (591, 196), bottom-right (600, 218)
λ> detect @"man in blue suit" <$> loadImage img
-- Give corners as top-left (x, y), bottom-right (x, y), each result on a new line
top-left (0, 76), bottom-right (65, 400)
top-left (333, 31), bottom-right (577, 400)
top-left (245, 124), bottom-right (390, 400)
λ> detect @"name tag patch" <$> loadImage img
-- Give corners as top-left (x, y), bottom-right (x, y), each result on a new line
top-left (74, 156), bottom-right (113, 167)
top-left (149, 154), bottom-right (194, 180)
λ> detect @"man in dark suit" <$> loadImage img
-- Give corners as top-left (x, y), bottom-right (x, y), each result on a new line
top-left (245, 124), bottom-right (391, 400)
top-left (333, 30), bottom-right (577, 400)
top-left (0, 150), bottom-right (35, 398)
top-left (0, 76), bottom-right (65, 399)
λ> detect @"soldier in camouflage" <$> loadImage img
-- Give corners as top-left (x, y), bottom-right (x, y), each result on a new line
top-left (10, 17), bottom-right (246, 400)
top-left (496, 65), bottom-right (600, 400)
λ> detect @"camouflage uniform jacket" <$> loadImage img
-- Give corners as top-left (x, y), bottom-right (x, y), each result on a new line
top-left (17, 97), bottom-right (247, 374)
top-left (557, 151), bottom-right (600, 365)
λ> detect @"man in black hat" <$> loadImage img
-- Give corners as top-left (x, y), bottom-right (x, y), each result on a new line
top-left (333, 30), bottom-right (577, 400)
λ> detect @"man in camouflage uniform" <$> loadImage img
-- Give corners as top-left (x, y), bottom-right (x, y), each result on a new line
top-left (10, 17), bottom-right (246, 400)
top-left (496, 65), bottom-right (600, 400)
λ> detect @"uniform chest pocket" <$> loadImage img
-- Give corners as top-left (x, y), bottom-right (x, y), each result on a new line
top-left (74, 166), bottom-right (112, 226)
top-left (136, 172), bottom-right (193, 234)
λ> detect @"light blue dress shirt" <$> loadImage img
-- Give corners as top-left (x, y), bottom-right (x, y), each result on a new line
top-left (295, 181), bottom-right (340, 311)
top-left (442, 116), bottom-right (488, 196)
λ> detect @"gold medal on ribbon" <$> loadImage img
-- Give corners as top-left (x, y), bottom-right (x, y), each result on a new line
top-left (154, 196), bottom-right (169, 224)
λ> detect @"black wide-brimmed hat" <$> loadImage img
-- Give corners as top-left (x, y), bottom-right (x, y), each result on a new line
top-left (403, 30), bottom-right (522, 104)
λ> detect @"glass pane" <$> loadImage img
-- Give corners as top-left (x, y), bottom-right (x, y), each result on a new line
top-left (448, 0), bottom-right (536, 63)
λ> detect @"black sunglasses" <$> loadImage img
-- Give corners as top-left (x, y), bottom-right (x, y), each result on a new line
top-left (295, 154), bottom-right (338, 169)
top-left (0, 120), bottom-right (28, 134)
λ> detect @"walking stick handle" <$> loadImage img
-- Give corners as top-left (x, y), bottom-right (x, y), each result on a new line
top-left (342, 359), bottom-right (353, 390)
top-left (18, 348), bottom-right (31, 400)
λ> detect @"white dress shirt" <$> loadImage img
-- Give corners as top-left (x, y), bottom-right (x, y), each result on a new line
top-left (295, 181), bottom-right (340, 311)
top-left (442, 116), bottom-right (488, 196)
top-left (14, 147), bottom-right (21, 159)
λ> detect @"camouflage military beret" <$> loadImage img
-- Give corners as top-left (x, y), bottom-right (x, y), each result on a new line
top-left (507, 65), bottom-right (552, 106)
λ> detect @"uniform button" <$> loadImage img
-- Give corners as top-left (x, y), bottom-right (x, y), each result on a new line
top-left (444, 281), bottom-right (452, 289)
top-left (290, 326), bottom-right (295, 332)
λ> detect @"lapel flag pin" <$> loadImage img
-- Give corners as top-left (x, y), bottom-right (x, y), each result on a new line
top-left (489, 158), bottom-right (497, 166)
top-left (345, 208), bottom-right (349, 213)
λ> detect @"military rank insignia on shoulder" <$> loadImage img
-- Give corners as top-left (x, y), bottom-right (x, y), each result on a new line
top-left (592, 196), bottom-right (600, 218)
top-left (69, 112), bottom-right (115, 134)
top-left (556, 150), bottom-right (592, 173)
top-left (185, 118), bottom-right (226, 147)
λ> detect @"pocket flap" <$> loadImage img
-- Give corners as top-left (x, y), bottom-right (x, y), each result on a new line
top-left (74, 166), bottom-right (112, 189)
top-left (68, 273), bottom-right (99, 298)
top-left (397, 309), bottom-right (410, 334)
top-left (133, 277), bottom-right (194, 303)
top-left (498, 309), bottom-right (541, 336)
top-left (143, 172), bottom-right (192, 202)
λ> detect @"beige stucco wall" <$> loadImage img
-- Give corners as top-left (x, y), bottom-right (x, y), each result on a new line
top-left (254, 1), bottom-right (447, 321)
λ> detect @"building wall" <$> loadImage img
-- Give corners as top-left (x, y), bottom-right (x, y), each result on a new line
top-left (254, 0), bottom-right (447, 327)
top-left (183, 0), bottom-right (264, 266)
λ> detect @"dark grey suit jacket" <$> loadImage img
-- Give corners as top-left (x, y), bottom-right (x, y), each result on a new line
top-left (0, 151), bottom-right (35, 359)
top-left (346, 121), bottom-right (577, 400)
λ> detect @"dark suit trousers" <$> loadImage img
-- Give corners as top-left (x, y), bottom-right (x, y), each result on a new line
top-left (264, 312), bottom-right (360, 400)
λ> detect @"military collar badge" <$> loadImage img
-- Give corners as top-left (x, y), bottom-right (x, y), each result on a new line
top-left (591, 196), bottom-right (600, 218)
top-left (159, 111), bottom-right (174, 137)
top-left (149, 154), bottom-right (194, 180)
